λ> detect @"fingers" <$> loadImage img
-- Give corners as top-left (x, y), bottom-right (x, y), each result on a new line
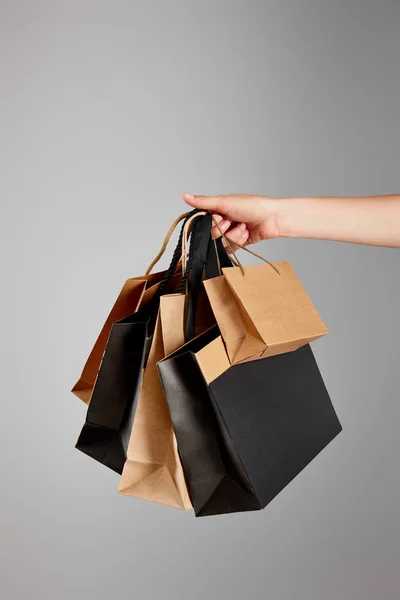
top-left (220, 223), bottom-right (249, 253)
top-left (183, 193), bottom-right (231, 216)
top-left (183, 193), bottom-right (250, 251)
top-left (211, 215), bottom-right (232, 239)
top-left (183, 192), bottom-right (267, 226)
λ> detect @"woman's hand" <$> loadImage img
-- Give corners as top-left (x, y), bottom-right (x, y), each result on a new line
top-left (183, 193), bottom-right (400, 249)
top-left (183, 193), bottom-right (282, 250)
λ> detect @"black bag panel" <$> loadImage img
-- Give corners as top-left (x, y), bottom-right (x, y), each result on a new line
top-left (157, 351), bottom-right (260, 516)
top-left (76, 322), bottom-right (148, 474)
top-left (159, 353), bottom-right (226, 482)
top-left (185, 213), bottom-right (213, 341)
top-left (85, 322), bottom-right (148, 429)
top-left (75, 209), bottom-right (206, 474)
top-left (209, 344), bottom-right (342, 508)
top-left (76, 424), bottom-right (126, 474)
top-left (214, 237), bottom-right (233, 269)
top-left (163, 325), bottom-right (220, 360)
top-left (206, 385), bottom-right (260, 505)
top-left (193, 475), bottom-right (261, 517)
top-left (184, 213), bottom-right (233, 342)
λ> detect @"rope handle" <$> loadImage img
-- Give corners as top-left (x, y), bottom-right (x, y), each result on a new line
top-left (145, 211), bottom-right (191, 275)
top-left (178, 214), bottom-right (205, 294)
top-left (181, 211), bottom-right (207, 274)
top-left (182, 214), bottom-right (240, 274)
top-left (144, 208), bottom-right (279, 282)
top-left (211, 214), bottom-right (280, 276)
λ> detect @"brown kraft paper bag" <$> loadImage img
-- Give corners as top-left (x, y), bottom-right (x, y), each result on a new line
top-left (71, 211), bottom-right (193, 404)
top-left (203, 261), bottom-right (328, 365)
top-left (71, 270), bottom-right (178, 404)
top-left (117, 291), bottom-right (215, 509)
top-left (118, 310), bottom-right (192, 509)
top-left (117, 215), bottom-right (217, 509)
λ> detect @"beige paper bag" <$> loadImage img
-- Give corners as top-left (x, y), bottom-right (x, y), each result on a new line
top-left (204, 261), bottom-right (328, 364)
top-left (117, 288), bottom-right (215, 509)
top-left (159, 291), bottom-right (215, 351)
top-left (118, 311), bottom-right (192, 509)
top-left (71, 270), bottom-right (180, 404)
top-left (72, 210), bottom-right (193, 405)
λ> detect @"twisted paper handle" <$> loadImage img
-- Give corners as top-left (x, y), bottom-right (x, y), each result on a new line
top-left (181, 211), bottom-right (207, 274)
top-left (145, 209), bottom-right (279, 279)
top-left (211, 214), bottom-right (280, 276)
top-left (145, 211), bottom-right (191, 275)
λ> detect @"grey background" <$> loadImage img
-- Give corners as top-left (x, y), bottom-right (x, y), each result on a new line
top-left (1, 1), bottom-right (399, 599)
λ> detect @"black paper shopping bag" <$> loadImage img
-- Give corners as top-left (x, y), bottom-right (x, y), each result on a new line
top-left (158, 326), bottom-right (342, 516)
top-left (157, 213), bottom-right (342, 516)
top-left (158, 326), bottom-right (261, 516)
top-left (75, 209), bottom-right (204, 474)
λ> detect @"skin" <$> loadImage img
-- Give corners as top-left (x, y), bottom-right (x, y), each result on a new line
top-left (183, 193), bottom-right (400, 250)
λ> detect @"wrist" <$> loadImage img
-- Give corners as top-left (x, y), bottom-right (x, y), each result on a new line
top-left (264, 197), bottom-right (301, 238)
top-left (272, 197), bottom-right (315, 239)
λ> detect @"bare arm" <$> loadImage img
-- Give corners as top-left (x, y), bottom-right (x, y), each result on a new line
top-left (183, 193), bottom-right (400, 248)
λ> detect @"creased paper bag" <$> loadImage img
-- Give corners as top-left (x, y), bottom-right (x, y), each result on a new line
top-left (117, 287), bottom-right (216, 509)
top-left (72, 270), bottom-right (178, 404)
top-left (118, 310), bottom-right (192, 509)
top-left (204, 261), bottom-right (328, 364)
top-left (158, 325), bottom-right (342, 517)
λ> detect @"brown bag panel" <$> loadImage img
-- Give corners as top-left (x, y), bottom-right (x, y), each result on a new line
top-left (119, 314), bottom-right (192, 509)
top-left (204, 276), bottom-right (264, 363)
top-left (72, 279), bottom-right (148, 403)
top-left (222, 262), bottom-right (328, 356)
top-left (72, 270), bottom-right (184, 404)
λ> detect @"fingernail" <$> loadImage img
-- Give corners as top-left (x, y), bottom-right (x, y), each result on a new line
top-left (220, 220), bottom-right (230, 231)
top-left (183, 193), bottom-right (195, 201)
top-left (241, 231), bottom-right (249, 239)
top-left (213, 214), bottom-right (223, 224)
top-left (239, 222), bottom-right (246, 231)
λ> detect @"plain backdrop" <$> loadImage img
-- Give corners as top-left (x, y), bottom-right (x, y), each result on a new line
top-left (1, 1), bottom-right (399, 599)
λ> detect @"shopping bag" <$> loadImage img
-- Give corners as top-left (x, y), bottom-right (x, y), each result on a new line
top-left (117, 212), bottom-right (226, 508)
top-left (155, 214), bottom-right (259, 515)
top-left (71, 210), bottom-right (194, 404)
top-left (158, 327), bottom-right (342, 517)
top-left (203, 235), bottom-right (328, 364)
top-left (75, 210), bottom-right (201, 474)
top-left (72, 272), bottom-right (172, 405)
top-left (157, 213), bottom-right (342, 517)
top-left (118, 313), bottom-right (192, 509)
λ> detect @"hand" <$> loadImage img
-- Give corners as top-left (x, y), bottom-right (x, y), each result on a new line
top-left (184, 193), bottom-right (400, 248)
top-left (183, 193), bottom-right (281, 251)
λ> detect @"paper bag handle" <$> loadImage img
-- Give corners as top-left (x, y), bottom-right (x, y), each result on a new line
top-left (147, 209), bottom-right (207, 304)
top-left (179, 212), bottom-right (233, 294)
top-left (141, 209), bottom-right (204, 326)
top-left (181, 213), bottom-right (234, 280)
top-left (211, 214), bottom-right (280, 276)
top-left (183, 213), bottom-right (213, 340)
top-left (145, 211), bottom-right (192, 275)
top-left (178, 213), bottom-right (232, 341)
top-left (181, 211), bottom-right (208, 275)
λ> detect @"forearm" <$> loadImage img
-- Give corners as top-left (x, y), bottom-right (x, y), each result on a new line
top-left (276, 195), bottom-right (400, 247)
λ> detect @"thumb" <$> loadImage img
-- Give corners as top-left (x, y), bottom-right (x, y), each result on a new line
top-left (183, 193), bottom-right (229, 215)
